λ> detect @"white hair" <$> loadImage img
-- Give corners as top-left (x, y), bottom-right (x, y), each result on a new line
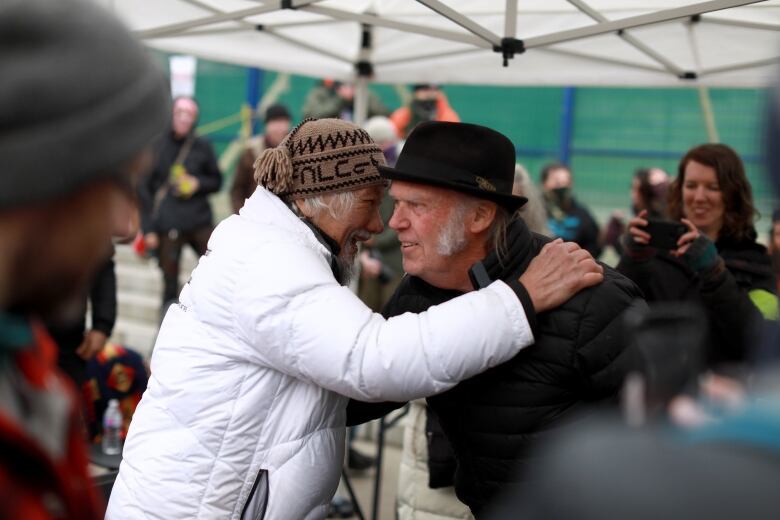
top-left (295, 190), bottom-right (364, 286)
top-left (435, 194), bottom-right (515, 263)
top-left (363, 116), bottom-right (398, 146)
top-left (436, 199), bottom-right (474, 256)
top-left (297, 190), bottom-right (358, 221)
top-left (513, 163), bottom-right (550, 236)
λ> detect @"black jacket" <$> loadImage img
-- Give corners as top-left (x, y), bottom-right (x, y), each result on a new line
top-left (617, 235), bottom-right (775, 365)
top-left (48, 253), bottom-right (116, 386)
top-left (139, 130), bottom-right (222, 234)
top-left (348, 219), bottom-right (644, 516)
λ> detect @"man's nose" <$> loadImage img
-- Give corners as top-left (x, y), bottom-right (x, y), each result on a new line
top-left (388, 206), bottom-right (405, 230)
top-left (368, 209), bottom-right (384, 235)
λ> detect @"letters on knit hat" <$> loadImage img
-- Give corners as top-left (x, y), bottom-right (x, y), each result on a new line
top-left (254, 118), bottom-right (386, 201)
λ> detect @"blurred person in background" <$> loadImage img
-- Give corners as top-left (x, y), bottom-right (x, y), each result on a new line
top-left (618, 143), bottom-right (777, 367)
top-left (631, 167), bottom-right (671, 219)
top-left (605, 167), bottom-right (671, 257)
top-left (513, 164), bottom-right (551, 236)
top-left (540, 162), bottom-right (602, 258)
top-left (390, 83), bottom-right (460, 139)
top-left (84, 343), bottom-right (149, 445)
top-left (0, 0), bottom-right (169, 517)
top-left (486, 370), bottom-right (780, 520)
top-left (138, 96), bottom-right (223, 315)
top-left (108, 118), bottom-right (603, 519)
top-left (347, 122), bottom-right (640, 518)
top-left (358, 115), bottom-right (404, 312)
top-left (767, 209), bottom-right (780, 295)
top-left (47, 254), bottom-right (117, 416)
top-left (302, 79), bottom-right (388, 121)
top-left (231, 103), bottom-right (292, 214)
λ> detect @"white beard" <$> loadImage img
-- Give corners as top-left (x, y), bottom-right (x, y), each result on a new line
top-left (436, 208), bottom-right (468, 256)
top-left (334, 253), bottom-right (357, 286)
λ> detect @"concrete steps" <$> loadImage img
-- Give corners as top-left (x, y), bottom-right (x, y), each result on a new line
top-left (111, 317), bottom-right (160, 360)
top-left (111, 244), bottom-right (198, 360)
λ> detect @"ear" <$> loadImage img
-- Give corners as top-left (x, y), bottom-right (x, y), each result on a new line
top-left (467, 201), bottom-right (497, 235)
top-left (294, 199), bottom-right (315, 220)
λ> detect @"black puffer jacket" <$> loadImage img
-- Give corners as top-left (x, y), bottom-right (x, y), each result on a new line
top-left (382, 219), bottom-right (645, 516)
top-left (617, 235), bottom-right (775, 365)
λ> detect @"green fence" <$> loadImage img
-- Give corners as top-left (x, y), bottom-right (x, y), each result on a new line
top-left (156, 52), bottom-right (776, 234)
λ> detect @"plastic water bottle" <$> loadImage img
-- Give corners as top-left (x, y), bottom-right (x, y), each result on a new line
top-left (102, 399), bottom-right (123, 455)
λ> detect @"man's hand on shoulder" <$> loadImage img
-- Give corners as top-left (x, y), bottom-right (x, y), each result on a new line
top-left (519, 239), bottom-right (603, 313)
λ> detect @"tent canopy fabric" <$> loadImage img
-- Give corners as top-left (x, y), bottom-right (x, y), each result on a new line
top-left (100, 0), bottom-right (780, 87)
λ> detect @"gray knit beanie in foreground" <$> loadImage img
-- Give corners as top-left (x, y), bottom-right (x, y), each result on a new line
top-left (0, 0), bottom-right (170, 209)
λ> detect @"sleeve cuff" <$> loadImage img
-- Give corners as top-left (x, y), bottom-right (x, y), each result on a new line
top-left (508, 279), bottom-right (538, 337)
top-left (91, 321), bottom-right (114, 337)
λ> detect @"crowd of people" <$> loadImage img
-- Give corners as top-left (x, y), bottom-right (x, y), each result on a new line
top-left (2, 1), bottom-right (780, 519)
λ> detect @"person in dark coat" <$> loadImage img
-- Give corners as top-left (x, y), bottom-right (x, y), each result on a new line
top-left (348, 122), bottom-right (645, 517)
top-left (540, 162), bottom-right (602, 258)
top-left (139, 96), bottom-right (223, 310)
top-left (47, 253), bottom-right (117, 393)
top-left (618, 143), bottom-right (777, 366)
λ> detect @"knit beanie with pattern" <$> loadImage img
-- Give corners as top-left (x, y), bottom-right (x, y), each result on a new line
top-left (254, 118), bottom-right (386, 202)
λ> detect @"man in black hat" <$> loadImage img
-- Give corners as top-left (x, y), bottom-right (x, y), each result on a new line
top-left (348, 121), bottom-right (645, 517)
top-left (0, 0), bottom-right (169, 517)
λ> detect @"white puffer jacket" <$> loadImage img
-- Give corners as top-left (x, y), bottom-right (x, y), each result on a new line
top-left (107, 188), bottom-right (533, 520)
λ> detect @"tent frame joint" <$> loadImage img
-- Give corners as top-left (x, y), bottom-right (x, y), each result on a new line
top-left (355, 60), bottom-right (374, 77)
top-left (281, 0), bottom-right (295, 10)
top-left (493, 37), bottom-right (525, 67)
top-left (679, 71), bottom-right (698, 80)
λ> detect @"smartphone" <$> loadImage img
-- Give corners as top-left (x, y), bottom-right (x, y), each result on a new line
top-left (644, 219), bottom-right (687, 250)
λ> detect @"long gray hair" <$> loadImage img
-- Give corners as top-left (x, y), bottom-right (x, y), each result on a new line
top-left (513, 163), bottom-right (551, 236)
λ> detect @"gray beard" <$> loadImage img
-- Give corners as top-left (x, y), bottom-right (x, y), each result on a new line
top-left (334, 253), bottom-right (357, 286)
top-left (335, 229), bottom-right (370, 286)
top-left (436, 212), bottom-right (468, 256)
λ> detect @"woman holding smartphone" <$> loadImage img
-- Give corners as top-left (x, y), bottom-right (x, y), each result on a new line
top-left (618, 143), bottom-right (777, 366)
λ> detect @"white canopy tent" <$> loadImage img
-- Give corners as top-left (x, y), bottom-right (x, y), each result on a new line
top-left (98, 0), bottom-right (780, 123)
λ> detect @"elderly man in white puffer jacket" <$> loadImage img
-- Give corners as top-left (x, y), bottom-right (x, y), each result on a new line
top-left (107, 118), bottom-right (602, 519)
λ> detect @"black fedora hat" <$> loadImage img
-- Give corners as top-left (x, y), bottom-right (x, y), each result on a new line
top-left (378, 121), bottom-right (527, 211)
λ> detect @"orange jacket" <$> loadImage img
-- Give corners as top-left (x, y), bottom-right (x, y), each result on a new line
top-left (390, 92), bottom-right (460, 138)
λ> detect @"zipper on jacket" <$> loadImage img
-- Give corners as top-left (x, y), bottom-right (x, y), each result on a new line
top-left (241, 468), bottom-right (269, 520)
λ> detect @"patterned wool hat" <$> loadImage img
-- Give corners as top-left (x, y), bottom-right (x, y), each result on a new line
top-left (254, 118), bottom-right (386, 201)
